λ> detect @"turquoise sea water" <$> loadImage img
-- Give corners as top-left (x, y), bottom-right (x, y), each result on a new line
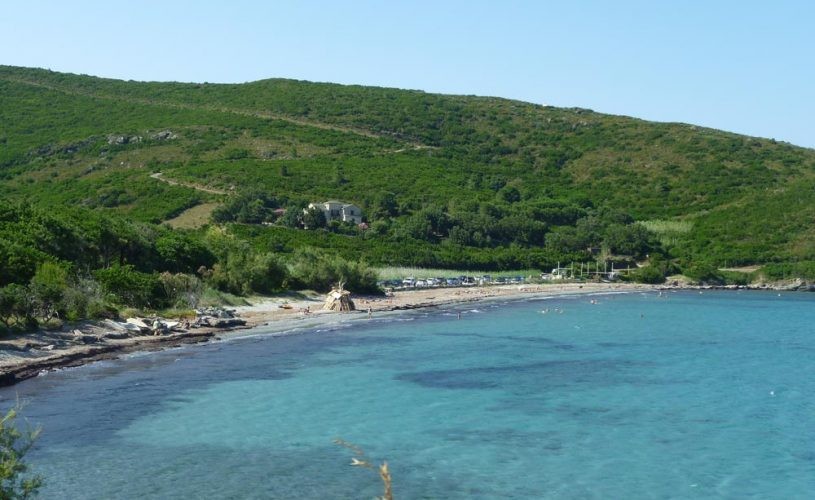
top-left (2, 291), bottom-right (815, 499)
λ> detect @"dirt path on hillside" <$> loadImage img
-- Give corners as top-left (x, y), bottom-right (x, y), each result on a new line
top-left (150, 172), bottom-right (229, 195)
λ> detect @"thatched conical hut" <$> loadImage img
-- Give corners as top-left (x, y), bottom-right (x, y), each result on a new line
top-left (323, 282), bottom-right (355, 312)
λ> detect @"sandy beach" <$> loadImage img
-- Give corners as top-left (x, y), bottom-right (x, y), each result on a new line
top-left (0, 282), bottom-right (660, 386)
top-left (236, 282), bottom-right (658, 325)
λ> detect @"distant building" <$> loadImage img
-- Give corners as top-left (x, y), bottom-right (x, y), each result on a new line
top-left (307, 200), bottom-right (363, 224)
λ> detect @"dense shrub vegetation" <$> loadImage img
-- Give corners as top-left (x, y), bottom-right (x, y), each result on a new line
top-left (0, 203), bottom-right (379, 333)
top-left (2, 65), bottom-right (815, 331)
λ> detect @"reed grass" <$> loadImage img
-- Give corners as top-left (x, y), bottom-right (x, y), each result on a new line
top-left (375, 266), bottom-right (539, 281)
top-left (639, 219), bottom-right (693, 247)
top-left (639, 219), bottom-right (693, 234)
top-left (334, 438), bottom-right (394, 500)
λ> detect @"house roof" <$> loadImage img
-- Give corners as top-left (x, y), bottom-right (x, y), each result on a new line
top-left (317, 200), bottom-right (360, 207)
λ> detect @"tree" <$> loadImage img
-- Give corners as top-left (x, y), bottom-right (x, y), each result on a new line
top-left (0, 405), bottom-right (43, 499)
top-left (279, 207), bottom-right (302, 228)
top-left (60, 278), bottom-right (110, 321)
top-left (333, 165), bottom-right (348, 186)
top-left (302, 208), bottom-right (326, 229)
top-left (288, 248), bottom-right (380, 294)
top-left (371, 192), bottom-right (398, 219)
top-left (207, 249), bottom-right (287, 296)
top-left (498, 185), bottom-right (521, 203)
top-left (158, 272), bottom-right (203, 309)
top-left (629, 265), bottom-right (665, 284)
top-left (603, 224), bottom-right (654, 259)
top-left (397, 206), bottom-right (450, 242)
top-left (684, 262), bottom-right (724, 285)
top-left (155, 232), bottom-right (215, 273)
top-left (0, 286), bottom-right (24, 333)
top-left (210, 192), bottom-right (280, 225)
top-left (0, 240), bottom-right (43, 288)
top-left (29, 262), bottom-right (68, 324)
top-left (0, 286), bottom-right (38, 332)
top-left (94, 265), bottom-right (164, 309)
top-left (244, 253), bottom-right (288, 294)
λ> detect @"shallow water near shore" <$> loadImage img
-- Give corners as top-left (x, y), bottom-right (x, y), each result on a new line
top-left (3, 291), bottom-right (815, 498)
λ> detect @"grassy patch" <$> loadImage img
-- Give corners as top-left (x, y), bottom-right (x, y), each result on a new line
top-left (639, 219), bottom-right (693, 248)
top-left (164, 202), bottom-right (220, 229)
top-left (198, 288), bottom-right (251, 307)
top-left (639, 219), bottom-right (693, 234)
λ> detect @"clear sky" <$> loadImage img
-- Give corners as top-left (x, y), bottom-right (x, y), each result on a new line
top-left (2, 0), bottom-right (813, 148)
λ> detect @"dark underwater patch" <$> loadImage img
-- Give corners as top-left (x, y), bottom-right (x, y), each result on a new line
top-left (395, 358), bottom-right (646, 391)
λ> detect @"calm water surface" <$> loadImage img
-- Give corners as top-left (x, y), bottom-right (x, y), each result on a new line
top-left (2, 291), bottom-right (815, 499)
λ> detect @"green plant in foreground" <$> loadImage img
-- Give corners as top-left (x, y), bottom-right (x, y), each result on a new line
top-left (0, 405), bottom-right (42, 499)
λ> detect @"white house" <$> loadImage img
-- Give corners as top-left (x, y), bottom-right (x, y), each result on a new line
top-left (307, 200), bottom-right (363, 224)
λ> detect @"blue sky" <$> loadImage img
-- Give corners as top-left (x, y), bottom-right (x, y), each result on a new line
top-left (2, 1), bottom-right (813, 148)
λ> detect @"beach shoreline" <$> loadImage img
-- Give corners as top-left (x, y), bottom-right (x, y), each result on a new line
top-left (0, 281), bottom-right (792, 387)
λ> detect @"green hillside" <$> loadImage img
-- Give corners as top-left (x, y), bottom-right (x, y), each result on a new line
top-left (2, 65), bottom-right (815, 283)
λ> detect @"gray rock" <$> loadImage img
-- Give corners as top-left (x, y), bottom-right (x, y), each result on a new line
top-left (107, 134), bottom-right (143, 145)
top-left (103, 331), bottom-right (130, 340)
top-left (210, 318), bottom-right (246, 328)
top-left (196, 307), bottom-right (236, 319)
top-left (151, 130), bottom-right (177, 141)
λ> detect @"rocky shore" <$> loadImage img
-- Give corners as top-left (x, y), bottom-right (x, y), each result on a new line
top-left (0, 307), bottom-right (249, 387)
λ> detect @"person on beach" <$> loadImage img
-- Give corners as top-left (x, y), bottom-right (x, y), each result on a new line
top-left (368, 307), bottom-right (372, 319)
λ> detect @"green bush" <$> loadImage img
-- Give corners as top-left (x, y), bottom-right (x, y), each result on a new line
top-left (0, 285), bottom-right (25, 333)
top-left (683, 262), bottom-right (724, 285)
top-left (287, 248), bottom-right (380, 294)
top-left (29, 262), bottom-right (69, 323)
top-left (158, 272), bottom-right (204, 309)
top-left (94, 265), bottom-right (166, 309)
top-left (760, 262), bottom-right (815, 281)
top-left (0, 284), bottom-right (38, 331)
top-left (206, 251), bottom-right (287, 295)
top-left (155, 231), bottom-right (216, 273)
top-left (719, 271), bottom-right (750, 286)
top-left (211, 192), bottom-right (282, 224)
top-left (628, 265), bottom-right (666, 284)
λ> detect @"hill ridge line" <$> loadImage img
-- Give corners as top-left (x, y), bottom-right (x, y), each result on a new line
top-left (0, 75), bottom-right (432, 149)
